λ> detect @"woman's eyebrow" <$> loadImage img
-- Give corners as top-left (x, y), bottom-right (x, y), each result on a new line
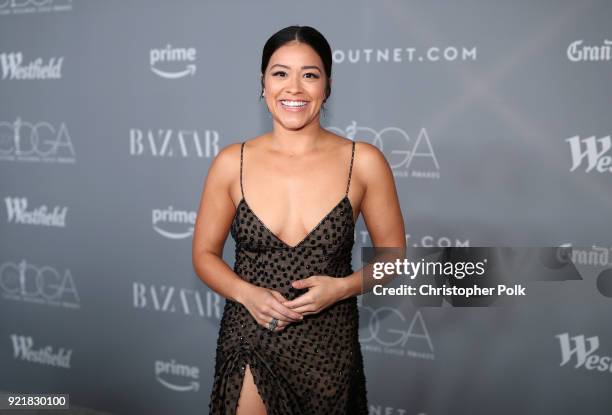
top-left (269, 63), bottom-right (322, 72)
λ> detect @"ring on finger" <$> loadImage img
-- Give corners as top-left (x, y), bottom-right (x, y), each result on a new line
top-left (267, 317), bottom-right (278, 331)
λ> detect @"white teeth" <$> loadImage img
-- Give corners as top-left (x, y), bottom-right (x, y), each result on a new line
top-left (281, 100), bottom-right (307, 107)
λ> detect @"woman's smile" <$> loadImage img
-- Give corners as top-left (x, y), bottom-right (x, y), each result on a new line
top-left (279, 99), bottom-right (309, 112)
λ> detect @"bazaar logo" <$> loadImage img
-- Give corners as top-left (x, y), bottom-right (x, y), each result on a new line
top-left (0, 117), bottom-right (76, 163)
top-left (0, 52), bottom-right (63, 80)
top-left (5, 196), bottom-right (68, 227)
top-left (152, 206), bottom-right (196, 239)
top-left (0, 259), bottom-right (80, 308)
top-left (155, 358), bottom-right (200, 392)
top-left (326, 121), bottom-right (439, 179)
top-left (129, 127), bottom-right (219, 158)
top-left (150, 45), bottom-right (196, 79)
top-left (0, 0), bottom-right (72, 15)
top-left (132, 282), bottom-right (222, 319)
top-left (566, 135), bottom-right (612, 173)
top-left (567, 40), bottom-right (612, 62)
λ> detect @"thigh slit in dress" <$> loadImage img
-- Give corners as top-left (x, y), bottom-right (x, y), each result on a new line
top-left (208, 140), bottom-right (368, 415)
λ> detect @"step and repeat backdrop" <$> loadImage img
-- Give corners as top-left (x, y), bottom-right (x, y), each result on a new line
top-left (1, 1), bottom-right (611, 414)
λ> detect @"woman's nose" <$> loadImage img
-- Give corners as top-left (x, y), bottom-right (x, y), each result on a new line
top-left (285, 75), bottom-right (303, 93)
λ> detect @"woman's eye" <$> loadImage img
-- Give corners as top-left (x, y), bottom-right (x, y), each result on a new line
top-left (271, 71), bottom-right (319, 79)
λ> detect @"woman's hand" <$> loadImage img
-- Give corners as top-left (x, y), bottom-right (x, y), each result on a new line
top-left (238, 284), bottom-right (304, 332)
top-left (282, 275), bottom-right (347, 315)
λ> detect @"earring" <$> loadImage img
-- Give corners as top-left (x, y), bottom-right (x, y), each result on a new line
top-left (262, 90), bottom-right (265, 97)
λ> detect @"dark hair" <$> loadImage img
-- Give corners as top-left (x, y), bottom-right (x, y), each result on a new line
top-left (260, 25), bottom-right (332, 107)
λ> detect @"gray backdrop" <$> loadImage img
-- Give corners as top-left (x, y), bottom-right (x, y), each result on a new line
top-left (1, 0), bottom-right (611, 414)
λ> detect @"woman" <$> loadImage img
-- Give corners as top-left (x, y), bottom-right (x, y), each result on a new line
top-left (192, 25), bottom-right (405, 415)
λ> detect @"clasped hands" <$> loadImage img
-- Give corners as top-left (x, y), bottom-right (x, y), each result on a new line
top-left (240, 275), bottom-right (347, 332)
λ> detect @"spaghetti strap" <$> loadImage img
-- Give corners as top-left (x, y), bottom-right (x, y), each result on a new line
top-left (239, 141), bottom-right (245, 199)
top-left (345, 140), bottom-right (356, 196)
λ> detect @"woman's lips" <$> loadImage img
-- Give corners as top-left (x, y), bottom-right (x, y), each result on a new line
top-left (279, 100), bottom-right (309, 112)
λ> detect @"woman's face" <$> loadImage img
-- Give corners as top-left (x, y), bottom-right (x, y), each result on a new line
top-left (262, 42), bottom-right (328, 131)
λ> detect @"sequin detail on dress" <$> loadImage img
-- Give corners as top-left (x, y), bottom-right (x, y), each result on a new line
top-left (208, 140), bottom-right (367, 415)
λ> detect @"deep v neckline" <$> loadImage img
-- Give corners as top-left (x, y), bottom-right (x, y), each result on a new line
top-left (236, 195), bottom-right (354, 249)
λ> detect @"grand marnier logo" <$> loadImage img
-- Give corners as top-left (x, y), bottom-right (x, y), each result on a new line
top-left (567, 39), bottom-right (612, 62)
top-left (150, 45), bottom-right (196, 79)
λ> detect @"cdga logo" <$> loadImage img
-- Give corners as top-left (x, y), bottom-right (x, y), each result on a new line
top-left (0, 259), bottom-right (80, 308)
top-left (0, 117), bottom-right (76, 163)
top-left (358, 304), bottom-right (434, 360)
top-left (0, 0), bottom-right (72, 14)
top-left (326, 121), bottom-right (439, 179)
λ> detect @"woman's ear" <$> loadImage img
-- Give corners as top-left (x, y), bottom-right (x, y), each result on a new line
top-left (325, 77), bottom-right (332, 101)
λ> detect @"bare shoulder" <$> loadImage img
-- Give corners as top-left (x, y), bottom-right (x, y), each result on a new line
top-left (203, 141), bottom-right (245, 195)
top-left (209, 141), bottom-right (242, 173)
top-left (354, 140), bottom-right (384, 161)
top-left (352, 140), bottom-right (391, 181)
top-left (323, 130), bottom-right (383, 163)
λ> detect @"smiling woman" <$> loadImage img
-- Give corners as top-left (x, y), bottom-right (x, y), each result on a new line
top-left (259, 38), bottom-right (331, 134)
top-left (192, 25), bottom-right (405, 415)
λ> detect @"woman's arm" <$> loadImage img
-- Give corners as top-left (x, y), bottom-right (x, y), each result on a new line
top-left (192, 143), bottom-right (251, 302)
top-left (192, 143), bottom-right (302, 330)
top-left (337, 140), bottom-right (407, 299)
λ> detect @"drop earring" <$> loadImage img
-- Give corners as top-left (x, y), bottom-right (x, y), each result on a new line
top-left (262, 90), bottom-right (271, 116)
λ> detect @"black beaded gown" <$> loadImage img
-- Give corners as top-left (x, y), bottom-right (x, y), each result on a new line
top-left (208, 140), bottom-right (367, 414)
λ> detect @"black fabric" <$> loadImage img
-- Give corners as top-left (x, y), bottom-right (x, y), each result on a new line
top-left (209, 140), bottom-right (367, 414)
